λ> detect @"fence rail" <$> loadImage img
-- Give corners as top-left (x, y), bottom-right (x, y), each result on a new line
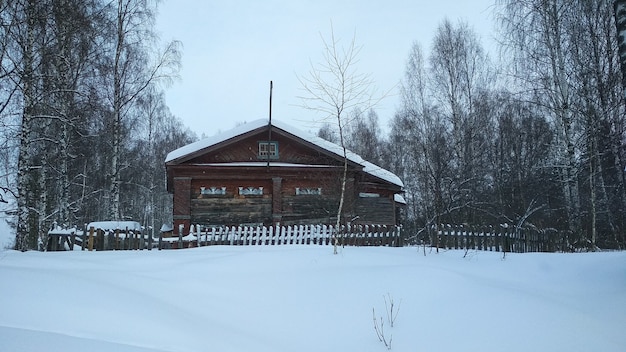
top-left (159, 224), bottom-right (402, 249)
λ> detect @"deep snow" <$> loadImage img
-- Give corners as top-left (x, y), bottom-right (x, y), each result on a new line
top-left (0, 245), bottom-right (624, 352)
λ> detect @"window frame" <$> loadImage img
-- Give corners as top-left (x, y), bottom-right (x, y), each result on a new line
top-left (258, 141), bottom-right (279, 160)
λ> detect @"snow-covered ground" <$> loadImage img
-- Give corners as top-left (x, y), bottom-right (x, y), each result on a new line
top-left (0, 244), bottom-right (624, 352)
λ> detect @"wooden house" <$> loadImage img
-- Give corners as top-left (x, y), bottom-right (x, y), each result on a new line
top-left (165, 119), bottom-right (404, 234)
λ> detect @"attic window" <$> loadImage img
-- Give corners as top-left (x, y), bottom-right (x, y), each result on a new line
top-left (258, 141), bottom-right (279, 159)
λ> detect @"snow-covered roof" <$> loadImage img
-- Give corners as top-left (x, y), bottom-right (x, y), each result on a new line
top-left (160, 224), bottom-right (174, 232)
top-left (165, 120), bottom-right (269, 164)
top-left (165, 119), bottom-right (404, 188)
top-left (47, 227), bottom-right (80, 236)
top-left (87, 221), bottom-right (142, 232)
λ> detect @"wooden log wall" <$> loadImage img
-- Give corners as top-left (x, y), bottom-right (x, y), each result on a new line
top-left (355, 196), bottom-right (395, 225)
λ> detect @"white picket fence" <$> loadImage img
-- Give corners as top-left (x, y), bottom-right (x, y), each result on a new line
top-left (159, 224), bottom-right (402, 249)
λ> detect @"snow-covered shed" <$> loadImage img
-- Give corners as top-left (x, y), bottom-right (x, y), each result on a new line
top-left (165, 119), bottom-right (404, 234)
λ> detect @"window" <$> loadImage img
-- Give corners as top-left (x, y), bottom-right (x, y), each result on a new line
top-left (258, 141), bottom-right (279, 159)
top-left (239, 186), bottom-right (264, 196)
top-left (295, 187), bottom-right (322, 195)
top-left (200, 186), bottom-right (226, 195)
top-left (359, 192), bottom-right (380, 198)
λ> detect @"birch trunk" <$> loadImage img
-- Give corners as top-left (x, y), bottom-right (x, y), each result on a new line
top-left (109, 0), bottom-right (125, 221)
top-left (15, 0), bottom-right (37, 251)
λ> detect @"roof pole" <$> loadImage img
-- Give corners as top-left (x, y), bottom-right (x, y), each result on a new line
top-left (267, 81), bottom-right (273, 170)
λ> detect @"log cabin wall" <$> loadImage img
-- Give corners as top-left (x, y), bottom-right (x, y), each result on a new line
top-left (190, 178), bottom-right (273, 226)
top-left (182, 169), bottom-right (350, 227)
top-left (281, 175), bottom-right (342, 225)
top-left (355, 196), bottom-right (395, 225)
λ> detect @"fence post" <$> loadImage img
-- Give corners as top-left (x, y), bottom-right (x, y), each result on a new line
top-left (81, 226), bottom-right (86, 251)
top-left (215, 227), bottom-right (221, 245)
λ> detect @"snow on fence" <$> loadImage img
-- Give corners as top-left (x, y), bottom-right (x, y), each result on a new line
top-left (158, 224), bottom-right (403, 250)
top-left (430, 225), bottom-right (566, 253)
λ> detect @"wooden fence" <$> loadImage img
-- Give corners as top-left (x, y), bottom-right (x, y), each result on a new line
top-left (75, 227), bottom-right (151, 251)
top-left (158, 224), bottom-right (403, 249)
top-left (429, 225), bottom-right (567, 253)
top-left (48, 223), bottom-right (565, 253)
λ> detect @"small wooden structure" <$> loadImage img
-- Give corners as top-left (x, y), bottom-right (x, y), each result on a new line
top-left (165, 119), bottom-right (405, 236)
top-left (45, 226), bottom-right (80, 251)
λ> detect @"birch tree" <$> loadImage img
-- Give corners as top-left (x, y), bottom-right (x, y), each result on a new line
top-left (498, 0), bottom-right (626, 247)
top-left (498, 0), bottom-right (583, 238)
top-left (106, 0), bottom-right (180, 221)
top-left (298, 25), bottom-right (381, 254)
top-left (391, 41), bottom-right (453, 242)
top-left (11, 0), bottom-right (44, 250)
top-left (428, 19), bottom-right (494, 224)
top-left (570, 0), bottom-right (626, 247)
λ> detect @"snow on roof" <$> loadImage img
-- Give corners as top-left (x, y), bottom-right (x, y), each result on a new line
top-left (165, 120), bottom-right (269, 164)
top-left (394, 194), bottom-right (407, 205)
top-left (87, 221), bottom-right (142, 232)
top-left (160, 224), bottom-right (174, 232)
top-left (165, 119), bottom-right (404, 188)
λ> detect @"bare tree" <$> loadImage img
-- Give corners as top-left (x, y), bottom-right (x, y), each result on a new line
top-left (12, 0), bottom-right (43, 250)
top-left (498, 0), bottom-right (583, 238)
top-left (430, 19), bottom-right (494, 222)
top-left (498, 0), bottom-right (626, 248)
top-left (107, 0), bottom-right (180, 221)
top-left (298, 24), bottom-right (382, 254)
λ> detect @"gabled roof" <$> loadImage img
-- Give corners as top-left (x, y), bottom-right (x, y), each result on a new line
top-left (165, 119), bottom-right (403, 188)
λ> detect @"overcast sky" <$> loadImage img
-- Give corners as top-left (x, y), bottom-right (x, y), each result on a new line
top-left (155, 0), bottom-right (498, 138)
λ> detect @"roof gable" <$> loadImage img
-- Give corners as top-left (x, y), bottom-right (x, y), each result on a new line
top-left (165, 119), bottom-right (403, 188)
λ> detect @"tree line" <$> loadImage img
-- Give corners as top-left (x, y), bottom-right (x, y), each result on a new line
top-left (2, 0), bottom-right (624, 251)
top-left (320, 0), bottom-right (625, 250)
top-left (0, 0), bottom-right (195, 250)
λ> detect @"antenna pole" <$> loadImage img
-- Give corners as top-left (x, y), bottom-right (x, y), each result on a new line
top-left (267, 81), bottom-right (273, 170)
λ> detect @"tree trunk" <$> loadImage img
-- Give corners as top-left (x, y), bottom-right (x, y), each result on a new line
top-left (15, 0), bottom-right (38, 251)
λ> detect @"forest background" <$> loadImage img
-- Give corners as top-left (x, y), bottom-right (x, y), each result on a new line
top-left (1, 0), bottom-right (625, 251)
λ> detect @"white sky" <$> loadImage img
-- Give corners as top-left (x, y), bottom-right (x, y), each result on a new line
top-left (155, 0), bottom-right (498, 138)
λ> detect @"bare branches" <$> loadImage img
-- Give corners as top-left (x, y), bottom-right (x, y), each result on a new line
top-left (297, 24), bottom-right (383, 124)
top-left (372, 293), bottom-right (400, 350)
top-left (298, 24), bottom-right (386, 254)
top-left (372, 308), bottom-right (392, 350)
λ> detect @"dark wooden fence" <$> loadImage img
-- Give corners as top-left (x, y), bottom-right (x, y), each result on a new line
top-left (429, 225), bottom-right (567, 253)
top-left (47, 223), bottom-right (565, 253)
top-left (159, 224), bottom-right (403, 249)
